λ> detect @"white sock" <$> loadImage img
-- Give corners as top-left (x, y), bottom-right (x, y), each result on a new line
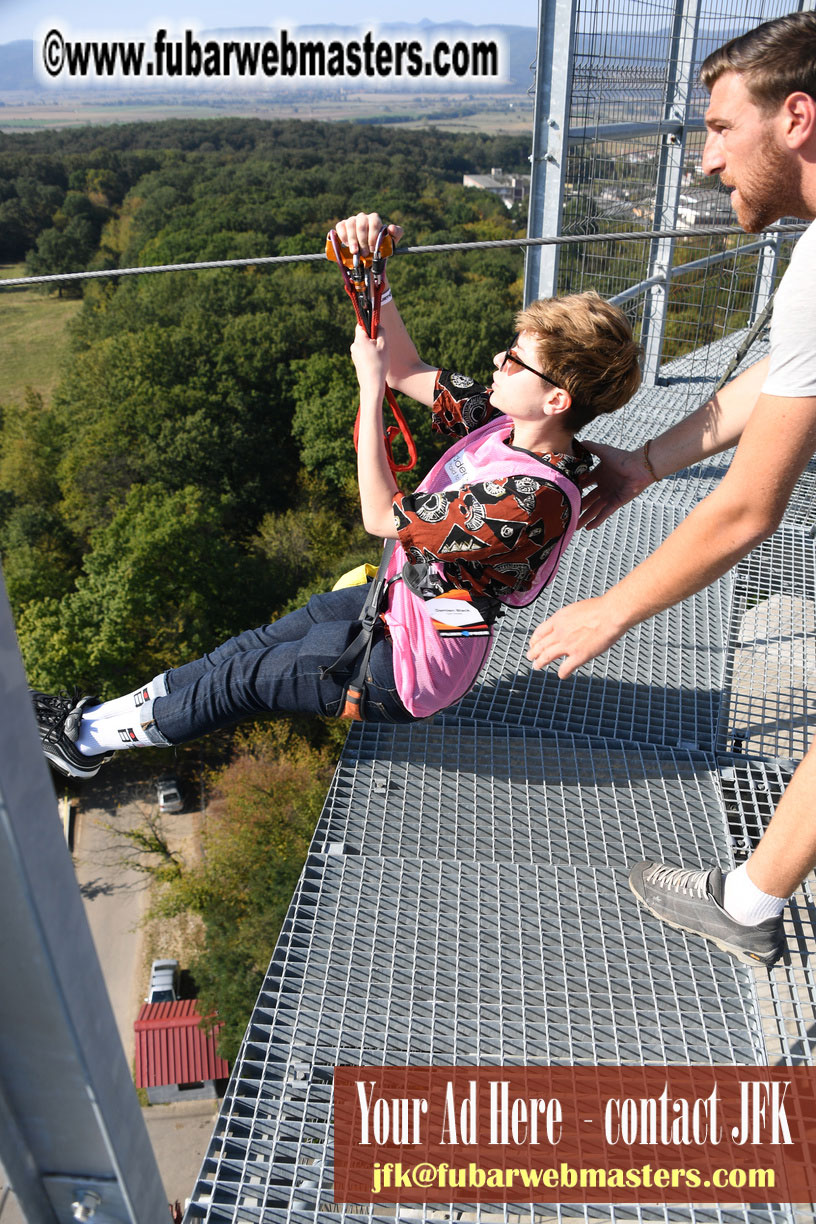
top-left (76, 712), bottom-right (155, 754)
top-left (86, 673), bottom-right (168, 721)
top-left (75, 674), bottom-right (169, 756)
top-left (722, 862), bottom-right (788, 926)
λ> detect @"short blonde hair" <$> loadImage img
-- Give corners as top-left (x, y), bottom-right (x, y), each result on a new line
top-left (515, 291), bottom-right (642, 432)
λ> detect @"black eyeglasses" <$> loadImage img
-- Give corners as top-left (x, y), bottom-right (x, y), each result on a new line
top-left (501, 334), bottom-right (560, 386)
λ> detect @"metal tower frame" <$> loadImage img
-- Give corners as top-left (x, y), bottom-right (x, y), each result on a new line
top-left (0, 581), bottom-right (168, 1224)
top-left (525, 0), bottom-right (816, 382)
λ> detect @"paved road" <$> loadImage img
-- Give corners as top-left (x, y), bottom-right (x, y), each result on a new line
top-left (143, 1099), bottom-right (219, 1207)
top-left (73, 766), bottom-right (218, 1209)
top-left (72, 774), bottom-right (153, 1062)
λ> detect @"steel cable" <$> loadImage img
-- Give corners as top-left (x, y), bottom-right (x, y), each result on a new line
top-left (0, 223), bottom-right (805, 289)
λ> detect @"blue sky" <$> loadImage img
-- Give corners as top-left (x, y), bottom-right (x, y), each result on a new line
top-left (2, 0), bottom-right (538, 42)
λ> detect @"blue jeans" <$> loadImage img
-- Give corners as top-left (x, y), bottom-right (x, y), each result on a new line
top-left (151, 586), bottom-right (413, 745)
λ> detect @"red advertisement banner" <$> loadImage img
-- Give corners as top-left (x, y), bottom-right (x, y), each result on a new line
top-left (333, 1066), bottom-right (816, 1204)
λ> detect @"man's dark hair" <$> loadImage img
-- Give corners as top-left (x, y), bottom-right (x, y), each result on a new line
top-left (701, 11), bottom-right (816, 112)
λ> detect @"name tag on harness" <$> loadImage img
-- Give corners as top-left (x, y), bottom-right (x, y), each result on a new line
top-left (444, 449), bottom-right (479, 488)
top-left (424, 592), bottom-right (491, 636)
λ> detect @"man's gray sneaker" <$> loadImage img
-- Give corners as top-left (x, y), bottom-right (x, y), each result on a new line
top-left (629, 861), bottom-right (785, 968)
top-left (30, 690), bottom-right (112, 779)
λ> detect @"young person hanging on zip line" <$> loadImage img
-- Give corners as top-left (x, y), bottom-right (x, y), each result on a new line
top-left (32, 210), bottom-right (641, 780)
top-left (527, 11), bottom-right (816, 970)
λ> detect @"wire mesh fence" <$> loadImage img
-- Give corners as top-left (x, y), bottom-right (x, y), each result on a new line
top-left (552, 0), bottom-right (806, 382)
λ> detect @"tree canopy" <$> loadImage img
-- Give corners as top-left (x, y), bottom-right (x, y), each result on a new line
top-left (2, 117), bottom-right (527, 694)
top-left (149, 723), bottom-right (336, 1060)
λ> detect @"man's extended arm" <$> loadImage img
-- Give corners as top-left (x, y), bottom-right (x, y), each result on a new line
top-left (578, 355), bottom-right (770, 529)
top-left (528, 388), bottom-right (816, 676)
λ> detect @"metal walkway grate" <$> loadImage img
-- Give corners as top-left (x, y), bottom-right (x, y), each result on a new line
top-left (186, 330), bottom-right (814, 1223)
top-left (186, 856), bottom-right (772, 1221)
top-left (448, 503), bottom-right (732, 751)
top-left (721, 530), bottom-right (816, 760)
top-left (314, 724), bottom-right (729, 869)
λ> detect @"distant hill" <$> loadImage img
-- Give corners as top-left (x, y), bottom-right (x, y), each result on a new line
top-left (0, 25), bottom-right (537, 93)
top-left (0, 39), bottom-right (36, 91)
top-left (573, 24), bottom-right (746, 67)
top-left (0, 23), bottom-right (756, 97)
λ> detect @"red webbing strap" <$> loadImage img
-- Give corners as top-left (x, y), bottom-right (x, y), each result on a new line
top-left (327, 228), bottom-right (417, 474)
top-left (340, 686), bottom-right (364, 720)
top-left (352, 385), bottom-right (418, 473)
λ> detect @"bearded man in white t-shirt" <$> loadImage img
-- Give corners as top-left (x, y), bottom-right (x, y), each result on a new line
top-left (528, 10), bottom-right (816, 968)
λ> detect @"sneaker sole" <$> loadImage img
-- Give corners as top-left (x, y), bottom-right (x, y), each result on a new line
top-left (43, 746), bottom-right (111, 780)
top-left (628, 877), bottom-right (783, 969)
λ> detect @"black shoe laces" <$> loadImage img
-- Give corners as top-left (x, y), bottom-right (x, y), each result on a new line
top-left (32, 689), bottom-right (82, 743)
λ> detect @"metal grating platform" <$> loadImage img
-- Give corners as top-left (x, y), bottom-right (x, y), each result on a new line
top-left (448, 503), bottom-right (732, 751)
top-left (313, 724), bottom-right (730, 870)
top-left (721, 531), bottom-right (816, 760)
top-left (186, 856), bottom-right (770, 1222)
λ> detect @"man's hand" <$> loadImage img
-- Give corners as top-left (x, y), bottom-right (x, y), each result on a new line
top-left (526, 596), bottom-right (628, 678)
top-left (333, 211), bottom-right (403, 256)
top-left (577, 440), bottom-right (654, 530)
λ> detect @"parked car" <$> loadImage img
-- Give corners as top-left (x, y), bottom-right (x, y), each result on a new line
top-left (155, 776), bottom-right (183, 813)
top-left (146, 958), bottom-right (180, 1004)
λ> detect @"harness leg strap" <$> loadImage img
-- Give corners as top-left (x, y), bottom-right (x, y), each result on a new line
top-left (320, 539), bottom-right (397, 720)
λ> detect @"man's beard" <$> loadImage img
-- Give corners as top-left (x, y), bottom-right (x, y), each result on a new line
top-left (731, 127), bottom-right (802, 231)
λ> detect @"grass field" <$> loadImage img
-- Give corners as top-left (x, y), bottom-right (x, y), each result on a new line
top-left (0, 265), bottom-right (82, 407)
top-left (0, 92), bottom-right (534, 135)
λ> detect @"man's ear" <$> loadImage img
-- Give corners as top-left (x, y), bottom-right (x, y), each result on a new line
top-left (779, 91), bottom-right (816, 149)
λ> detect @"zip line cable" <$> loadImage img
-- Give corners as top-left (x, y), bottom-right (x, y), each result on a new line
top-left (0, 223), bottom-right (805, 290)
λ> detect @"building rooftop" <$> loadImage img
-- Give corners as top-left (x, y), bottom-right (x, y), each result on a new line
top-left (135, 1000), bottom-right (229, 1090)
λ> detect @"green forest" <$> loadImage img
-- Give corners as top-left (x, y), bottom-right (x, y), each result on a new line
top-left (0, 116), bottom-right (759, 1056)
top-left (0, 117), bottom-right (534, 1056)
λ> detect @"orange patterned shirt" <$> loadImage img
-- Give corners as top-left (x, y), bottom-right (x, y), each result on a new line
top-left (392, 369), bottom-right (592, 600)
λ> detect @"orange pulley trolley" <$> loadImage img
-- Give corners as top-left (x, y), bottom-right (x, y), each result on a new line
top-left (326, 225), bottom-right (418, 475)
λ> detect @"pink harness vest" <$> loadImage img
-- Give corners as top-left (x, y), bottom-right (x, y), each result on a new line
top-left (383, 415), bottom-right (581, 717)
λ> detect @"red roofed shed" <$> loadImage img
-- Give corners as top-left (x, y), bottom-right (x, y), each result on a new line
top-left (135, 999), bottom-right (229, 1103)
